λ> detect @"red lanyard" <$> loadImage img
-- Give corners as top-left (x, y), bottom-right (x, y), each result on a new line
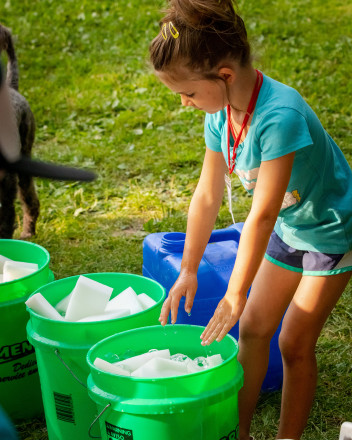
top-left (227, 69), bottom-right (263, 174)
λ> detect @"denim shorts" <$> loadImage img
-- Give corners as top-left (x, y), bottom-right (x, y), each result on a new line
top-left (265, 231), bottom-right (352, 276)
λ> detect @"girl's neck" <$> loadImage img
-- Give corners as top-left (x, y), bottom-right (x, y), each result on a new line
top-left (228, 65), bottom-right (258, 124)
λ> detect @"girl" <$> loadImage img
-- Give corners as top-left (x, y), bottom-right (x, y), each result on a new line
top-left (149, 1), bottom-right (352, 439)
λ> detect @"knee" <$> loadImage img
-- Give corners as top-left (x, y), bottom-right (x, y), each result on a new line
top-left (279, 329), bottom-right (316, 365)
top-left (239, 308), bottom-right (276, 343)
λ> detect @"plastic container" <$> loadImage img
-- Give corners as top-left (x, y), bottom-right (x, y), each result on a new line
top-left (26, 273), bottom-right (165, 440)
top-left (0, 239), bottom-right (53, 421)
top-left (87, 324), bottom-right (243, 440)
top-left (143, 223), bottom-right (283, 391)
top-left (0, 239), bottom-right (51, 302)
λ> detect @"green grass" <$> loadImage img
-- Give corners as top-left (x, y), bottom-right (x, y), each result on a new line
top-left (1, 0), bottom-right (351, 438)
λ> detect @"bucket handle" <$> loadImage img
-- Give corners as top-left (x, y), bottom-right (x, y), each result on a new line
top-left (54, 349), bottom-right (87, 389)
top-left (88, 403), bottom-right (112, 438)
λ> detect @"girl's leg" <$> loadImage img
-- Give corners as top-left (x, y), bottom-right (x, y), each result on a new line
top-left (238, 258), bottom-right (302, 440)
top-left (277, 271), bottom-right (352, 439)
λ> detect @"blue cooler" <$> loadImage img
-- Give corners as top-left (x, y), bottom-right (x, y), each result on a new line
top-left (142, 223), bottom-right (283, 392)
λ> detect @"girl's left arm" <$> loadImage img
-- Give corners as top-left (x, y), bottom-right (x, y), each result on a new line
top-left (201, 151), bottom-right (296, 345)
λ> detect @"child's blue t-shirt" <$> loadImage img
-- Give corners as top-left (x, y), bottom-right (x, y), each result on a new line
top-left (204, 73), bottom-right (352, 253)
top-left (0, 406), bottom-right (18, 440)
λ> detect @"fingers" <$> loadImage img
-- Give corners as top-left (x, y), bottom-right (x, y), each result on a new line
top-left (214, 322), bottom-right (233, 343)
top-left (159, 291), bottom-right (183, 325)
top-left (201, 319), bottom-right (222, 346)
top-left (159, 272), bottom-right (198, 325)
top-left (159, 296), bottom-right (171, 326)
top-left (200, 300), bottom-right (227, 344)
top-left (200, 297), bottom-right (240, 345)
top-left (200, 315), bottom-right (217, 342)
top-left (160, 281), bottom-right (197, 325)
top-left (184, 292), bottom-right (195, 314)
top-left (170, 294), bottom-right (180, 324)
top-left (201, 320), bottom-right (233, 345)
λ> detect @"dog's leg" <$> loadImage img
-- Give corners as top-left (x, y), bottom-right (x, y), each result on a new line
top-left (17, 172), bottom-right (40, 238)
top-left (17, 108), bottom-right (40, 239)
top-left (0, 172), bottom-right (17, 238)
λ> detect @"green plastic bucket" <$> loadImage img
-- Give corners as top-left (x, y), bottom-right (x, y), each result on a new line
top-left (0, 239), bottom-right (53, 421)
top-left (0, 239), bottom-right (51, 303)
top-left (26, 273), bottom-right (165, 440)
top-left (87, 325), bottom-right (244, 440)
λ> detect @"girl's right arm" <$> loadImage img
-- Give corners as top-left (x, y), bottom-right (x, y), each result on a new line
top-left (159, 147), bottom-right (227, 325)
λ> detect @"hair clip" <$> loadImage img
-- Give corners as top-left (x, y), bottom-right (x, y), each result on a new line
top-left (169, 22), bottom-right (179, 39)
top-left (161, 23), bottom-right (167, 40)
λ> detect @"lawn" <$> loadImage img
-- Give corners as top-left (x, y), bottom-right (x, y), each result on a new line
top-left (1, 0), bottom-right (351, 439)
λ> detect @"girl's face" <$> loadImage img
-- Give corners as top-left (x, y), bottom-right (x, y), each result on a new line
top-left (156, 70), bottom-right (227, 114)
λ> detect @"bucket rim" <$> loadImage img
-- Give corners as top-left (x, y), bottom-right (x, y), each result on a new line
top-left (87, 323), bottom-right (239, 382)
top-left (27, 272), bottom-right (166, 324)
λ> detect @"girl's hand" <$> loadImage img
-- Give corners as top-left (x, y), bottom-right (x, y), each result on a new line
top-left (159, 270), bottom-right (198, 326)
top-left (200, 294), bottom-right (247, 345)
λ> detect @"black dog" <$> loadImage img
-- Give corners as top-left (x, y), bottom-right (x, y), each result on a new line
top-left (0, 24), bottom-right (39, 238)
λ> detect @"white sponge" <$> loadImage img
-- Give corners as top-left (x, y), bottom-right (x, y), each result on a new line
top-left (339, 422), bottom-right (352, 440)
top-left (131, 357), bottom-right (188, 378)
top-left (94, 358), bottom-right (131, 376)
top-left (65, 276), bottom-right (113, 322)
top-left (26, 293), bottom-right (64, 321)
top-left (113, 349), bottom-right (170, 373)
top-left (105, 287), bottom-right (143, 315)
top-left (0, 254), bottom-right (13, 272)
top-left (55, 292), bottom-right (73, 314)
top-left (137, 293), bottom-right (157, 310)
top-left (3, 260), bottom-right (38, 282)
